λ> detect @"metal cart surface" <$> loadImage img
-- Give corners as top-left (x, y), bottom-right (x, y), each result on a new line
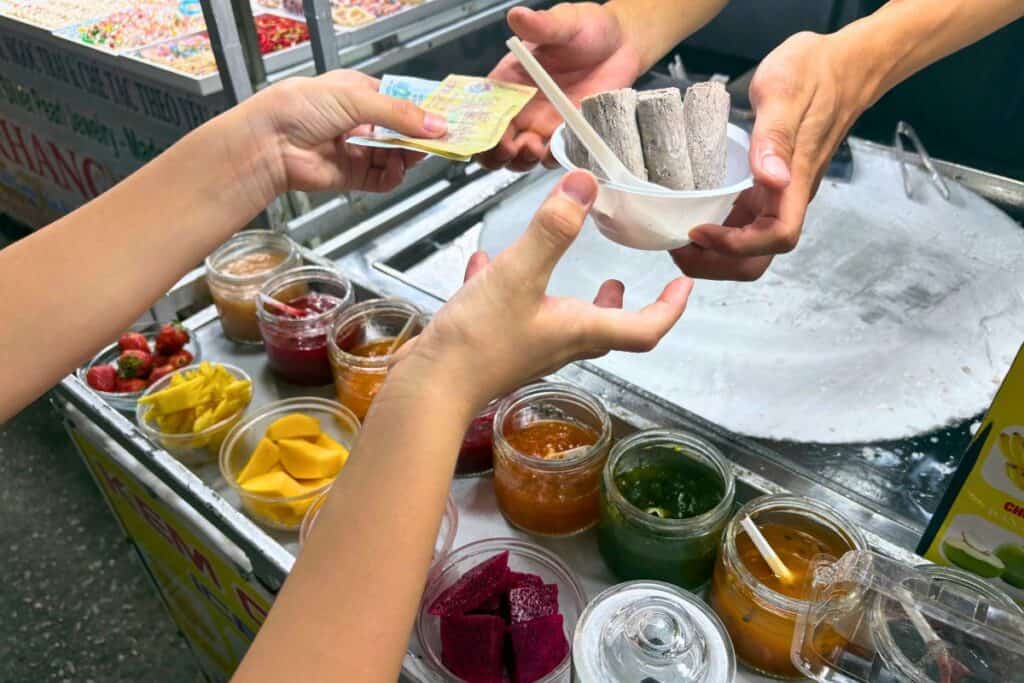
top-left (52, 142), bottom-right (1024, 680)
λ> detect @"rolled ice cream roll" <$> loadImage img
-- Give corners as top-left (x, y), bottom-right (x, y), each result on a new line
top-left (564, 125), bottom-right (594, 172)
top-left (637, 88), bottom-right (694, 190)
top-left (683, 81), bottom-right (730, 189)
top-left (581, 88), bottom-right (647, 181)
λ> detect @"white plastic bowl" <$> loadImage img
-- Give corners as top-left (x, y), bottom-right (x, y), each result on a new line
top-left (549, 123), bottom-right (754, 250)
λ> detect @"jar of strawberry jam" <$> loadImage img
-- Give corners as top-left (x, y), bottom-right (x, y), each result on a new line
top-left (257, 266), bottom-right (354, 385)
top-left (493, 382), bottom-right (612, 537)
top-left (205, 231), bottom-right (301, 343)
top-left (327, 298), bottom-right (424, 420)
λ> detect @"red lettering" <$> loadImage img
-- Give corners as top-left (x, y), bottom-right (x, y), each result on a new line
top-left (235, 587), bottom-right (268, 626)
top-left (48, 143), bottom-right (89, 197)
top-left (1005, 501), bottom-right (1024, 518)
top-left (131, 494), bottom-right (222, 590)
top-left (0, 120), bottom-right (36, 173)
top-left (166, 524), bottom-right (222, 590)
top-left (82, 156), bottom-right (108, 197)
top-left (97, 465), bottom-right (128, 501)
top-left (30, 133), bottom-right (61, 187)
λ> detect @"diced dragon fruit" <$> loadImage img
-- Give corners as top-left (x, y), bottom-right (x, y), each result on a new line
top-left (506, 571), bottom-right (544, 591)
top-left (472, 592), bottom-right (503, 615)
top-left (441, 614), bottom-right (506, 683)
top-left (508, 614), bottom-right (569, 683)
top-left (508, 584), bottom-right (559, 624)
top-left (429, 551), bottom-right (511, 616)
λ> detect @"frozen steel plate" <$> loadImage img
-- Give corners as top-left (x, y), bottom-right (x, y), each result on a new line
top-left (475, 141), bottom-right (1024, 445)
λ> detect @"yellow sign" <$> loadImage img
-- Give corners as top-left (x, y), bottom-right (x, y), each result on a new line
top-left (70, 429), bottom-right (273, 682)
top-left (920, 344), bottom-right (1024, 604)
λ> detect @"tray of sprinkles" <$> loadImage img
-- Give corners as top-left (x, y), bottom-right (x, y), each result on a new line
top-left (0, 0), bottom-right (131, 38)
top-left (51, 2), bottom-right (208, 55)
top-left (121, 13), bottom-right (313, 94)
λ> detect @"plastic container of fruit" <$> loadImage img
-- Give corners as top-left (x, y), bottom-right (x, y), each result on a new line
top-left (300, 489), bottom-right (458, 566)
top-left (549, 122), bottom-right (754, 251)
top-left (219, 396), bottom-right (360, 531)
top-left (78, 321), bottom-right (202, 413)
top-left (136, 363), bottom-right (251, 466)
top-left (416, 538), bottom-right (587, 683)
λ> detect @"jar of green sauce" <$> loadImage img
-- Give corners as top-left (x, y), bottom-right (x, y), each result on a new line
top-left (598, 429), bottom-right (735, 589)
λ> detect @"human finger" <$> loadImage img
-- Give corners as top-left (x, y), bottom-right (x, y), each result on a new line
top-left (507, 4), bottom-right (583, 47)
top-left (747, 74), bottom-right (807, 190)
top-left (585, 278), bottom-right (693, 352)
top-left (334, 85), bottom-right (447, 139)
top-left (593, 279), bottom-right (624, 308)
top-left (502, 170), bottom-right (597, 287)
top-left (687, 180), bottom-right (809, 256)
top-left (669, 245), bottom-right (774, 281)
top-left (464, 251), bottom-right (490, 281)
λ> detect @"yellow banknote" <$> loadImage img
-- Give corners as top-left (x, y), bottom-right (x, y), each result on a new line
top-left (360, 75), bottom-right (536, 161)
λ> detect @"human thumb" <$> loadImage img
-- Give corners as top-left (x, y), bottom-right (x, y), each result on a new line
top-left (341, 89), bottom-right (447, 139)
top-left (748, 98), bottom-right (797, 189)
top-left (507, 4), bottom-right (580, 47)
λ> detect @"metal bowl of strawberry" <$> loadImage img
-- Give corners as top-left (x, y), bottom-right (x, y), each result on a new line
top-left (78, 321), bottom-right (202, 412)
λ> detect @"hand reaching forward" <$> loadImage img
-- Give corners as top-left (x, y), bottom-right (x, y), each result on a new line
top-left (477, 4), bottom-right (642, 172)
top-left (400, 170), bottom-right (693, 409)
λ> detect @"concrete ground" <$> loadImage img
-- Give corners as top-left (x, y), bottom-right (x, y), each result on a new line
top-left (0, 396), bottom-right (204, 682)
top-left (1, 216), bottom-right (203, 681)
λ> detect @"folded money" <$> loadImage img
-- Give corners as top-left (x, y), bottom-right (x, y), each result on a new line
top-left (348, 74), bottom-right (536, 162)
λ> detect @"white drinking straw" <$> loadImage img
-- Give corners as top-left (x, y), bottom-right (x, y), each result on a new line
top-left (740, 515), bottom-right (796, 585)
top-left (386, 314), bottom-right (420, 355)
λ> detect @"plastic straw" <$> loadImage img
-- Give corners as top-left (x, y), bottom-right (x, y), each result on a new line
top-left (505, 37), bottom-right (663, 192)
top-left (259, 293), bottom-right (303, 318)
top-left (740, 515), bottom-right (795, 584)
top-left (386, 314), bottom-right (419, 355)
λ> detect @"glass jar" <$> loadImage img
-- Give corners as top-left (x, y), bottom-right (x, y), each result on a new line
top-left (257, 266), bottom-right (354, 386)
top-left (492, 382), bottom-right (612, 537)
top-left (205, 230), bottom-right (301, 343)
top-left (455, 398), bottom-right (501, 478)
top-left (598, 430), bottom-right (735, 589)
top-left (573, 580), bottom-right (736, 682)
top-left (417, 538), bottom-right (586, 683)
top-left (326, 298), bottom-right (424, 420)
top-left (709, 495), bottom-right (867, 679)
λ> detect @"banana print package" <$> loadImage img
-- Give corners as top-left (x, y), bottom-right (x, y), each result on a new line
top-left (919, 343), bottom-right (1024, 603)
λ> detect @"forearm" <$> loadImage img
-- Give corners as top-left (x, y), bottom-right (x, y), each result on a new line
top-left (236, 357), bottom-right (480, 682)
top-left (836, 0), bottom-right (1024, 108)
top-left (0, 104), bottom-right (275, 421)
top-left (607, 0), bottom-right (729, 74)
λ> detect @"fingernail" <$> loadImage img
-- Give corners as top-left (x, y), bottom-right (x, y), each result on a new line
top-left (687, 229), bottom-right (710, 248)
top-left (561, 172), bottom-right (597, 206)
top-left (424, 113), bottom-right (447, 135)
top-left (762, 154), bottom-right (790, 183)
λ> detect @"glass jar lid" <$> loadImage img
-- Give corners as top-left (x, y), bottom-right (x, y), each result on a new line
top-left (573, 581), bottom-right (735, 682)
top-left (793, 550), bottom-right (1024, 682)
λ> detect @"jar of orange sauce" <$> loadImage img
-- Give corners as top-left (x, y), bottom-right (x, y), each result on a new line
top-left (205, 231), bottom-right (301, 343)
top-left (326, 298), bottom-right (424, 420)
top-left (709, 495), bottom-right (867, 678)
top-left (492, 382), bottom-right (612, 537)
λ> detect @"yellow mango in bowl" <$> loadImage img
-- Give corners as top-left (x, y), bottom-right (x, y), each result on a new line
top-left (266, 413), bottom-right (322, 441)
top-left (278, 439), bottom-right (344, 479)
top-left (238, 438), bottom-right (281, 484)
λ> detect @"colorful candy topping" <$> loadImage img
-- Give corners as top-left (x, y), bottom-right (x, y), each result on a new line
top-left (77, 4), bottom-right (206, 51)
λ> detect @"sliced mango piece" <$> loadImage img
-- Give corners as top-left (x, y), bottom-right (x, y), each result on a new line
top-left (315, 433), bottom-right (350, 468)
top-left (139, 375), bottom-right (205, 414)
top-left (238, 438), bottom-right (280, 484)
top-left (266, 413), bottom-right (322, 441)
top-left (278, 438), bottom-right (344, 479)
top-left (239, 470), bottom-right (304, 498)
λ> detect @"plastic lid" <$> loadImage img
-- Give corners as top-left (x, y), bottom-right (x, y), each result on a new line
top-left (793, 550), bottom-right (1024, 681)
top-left (573, 581), bottom-right (735, 682)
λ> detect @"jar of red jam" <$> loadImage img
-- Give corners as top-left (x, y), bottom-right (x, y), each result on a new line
top-left (327, 298), bottom-right (425, 420)
top-left (456, 399), bottom-right (501, 478)
top-left (257, 266), bottom-right (354, 386)
top-left (205, 231), bottom-right (301, 343)
top-left (492, 382), bottom-right (612, 537)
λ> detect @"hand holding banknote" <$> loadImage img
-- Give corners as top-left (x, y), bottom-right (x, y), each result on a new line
top-left (250, 69), bottom-right (446, 196)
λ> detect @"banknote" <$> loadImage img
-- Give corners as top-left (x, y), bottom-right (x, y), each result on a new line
top-left (348, 74), bottom-right (536, 162)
